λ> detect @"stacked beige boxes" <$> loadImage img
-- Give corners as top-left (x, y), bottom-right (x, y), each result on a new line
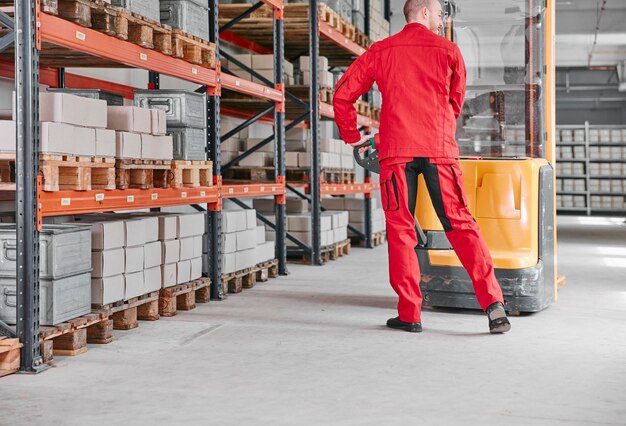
top-left (220, 209), bottom-right (275, 274)
top-left (322, 197), bottom-right (386, 238)
top-left (168, 213), bottom-right (205, 286)
top-left (222, 54), bottom-right (295, 85)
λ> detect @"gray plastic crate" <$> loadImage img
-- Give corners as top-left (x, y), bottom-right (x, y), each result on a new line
top-left (169, 127), bottom-right (207, 160)
top-left (110, 0), bottom-right (160, 21)
top-left (160, 0), bottom-right (209, 41)
top-left (0, 272), bottom-right (91, 326)
top-left (0, 224), bottom-right (91, 279)
top-left (134, 90), bottom-right (206, 128)
top-left (48, 89), bottom-right (124, 106)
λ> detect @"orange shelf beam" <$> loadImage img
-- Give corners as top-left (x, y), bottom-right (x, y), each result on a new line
top-left (39, 13), bottom-right (218, 87)
top-left (222, 182), bottom-right (286, 199)
top-left (221, 73), bottom-right (284, 102)
top-left (38, 186), bottom-right (219, 216)
top-left (319, 20), bottom-right (367, 57)
top-left (320, 182), bottom-right (379, 196)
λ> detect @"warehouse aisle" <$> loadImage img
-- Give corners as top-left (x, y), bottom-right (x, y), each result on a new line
top-left (1, 217), bottom-right (625, 426)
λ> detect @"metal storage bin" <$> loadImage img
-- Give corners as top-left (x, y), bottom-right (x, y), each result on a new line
top-left (134, 90), bottom-right (207, 128)
top-left (0, 272), bottom-right (91, 326)
top-left (0, 224), bottom-right (92, 279)
top-left (48, 89), bottom-right (124, 106)
top-left (110, 0), bottom-right (160, 21)
top-left (169, 127), bottom-right (207, 160)
top-left (160, 0), bottom-right (209, 41)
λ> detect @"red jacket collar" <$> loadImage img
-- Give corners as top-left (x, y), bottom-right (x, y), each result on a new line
top-left (404, 22), bottom-right (430, 31)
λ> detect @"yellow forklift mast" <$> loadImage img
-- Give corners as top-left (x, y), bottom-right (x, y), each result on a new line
top-left (415, 0), bottom-right (557, 313)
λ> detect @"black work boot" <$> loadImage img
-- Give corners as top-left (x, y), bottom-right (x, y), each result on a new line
top-left (386, 317), bottom-right (422, 333)
top-left (486, 302), bottom-right (511, 334)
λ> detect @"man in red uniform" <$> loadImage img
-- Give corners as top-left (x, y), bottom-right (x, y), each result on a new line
top-left (333, 0), bottom-right (511, 334)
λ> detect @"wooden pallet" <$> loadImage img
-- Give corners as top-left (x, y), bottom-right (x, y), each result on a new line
top-left (95, 290), bottom-right (160, 331)
top-left (320, 87), bottom-right (334, 103)
top-left (166, 160), bottom-right (213, 188)
top-left (0, 153), bottom-right (115, 191)
top-left (356, 100), bottom-right (371, 118)
top-left (218, 3), bottom-right (273, 20)
top-left (159, 277), bottom-right (211, 317)
top-left (115, 159), bottom-right (172, 189)
top-left (318, 3), bottom-right (343, 33)
top-left (284, 168), bottom-right (355, 184)
top-left (223, 166), bottom-right (275, 182)
top-left (371, 107), bottom-right (381, 121)
top-left (289, 239), bottom-right (351, 264)
top-left (255, 259), bottom-right (279, 283)
top-left (38, 309), bottom-right (111, 361)
top-left (114, 7), bottom-right (173, 55)
top-left (221, 259), bottom-right (278, 294)
top-left (171, 29), bottom-right (217, 69)
top-left (355, 30), bottom-right (369, 48)
top-left (0, 337), bottom-right (22, 378)
top-left (352, 231), bottom-right (387, 248)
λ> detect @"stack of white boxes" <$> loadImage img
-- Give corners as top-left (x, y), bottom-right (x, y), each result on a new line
top-left (223, 54), bottom-right (295, 85)
top-left (369, 0), bottom-right (390, 42)
top-left (283, 126), bottom-right (354, 170)
top-left (107, 105), bottom-right (173, 161)
top-left (170, 213), bottom-right (204, 286)
top-left (0, 92), bottom-right (116, 157)
top-left (299, 56), bottom-right (334, 88)
top-left (322, 197), bottom-right (386, 239)
top-left (221, 209), bottom-right (275, 275)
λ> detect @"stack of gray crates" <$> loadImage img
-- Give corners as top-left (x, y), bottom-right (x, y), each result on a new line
top-left (48, 89), bottom-right (124, 106)
top-left (160, 0), bottom-right (209, 40)
top-left (0, 224), bottom-right (92, 326)
top-left (111, 0), bottom-right (160, 21)
top-left (134, 89), bottom-right (207, 160)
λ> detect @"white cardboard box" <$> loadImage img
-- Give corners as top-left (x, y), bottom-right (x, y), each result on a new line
top-left (0, 120), bottom-right (15, 152)
top-left (74, 126), bottom-right (97, 156)
top-left (298, 152), bottom-right (310, 168)
top-left (125, 246), bottom-right (144, 273)
top-left (91, 248), bottom-right (125, 278)
top-left (222, 210), bottom-right (247, 233)
top-left (222, 232), bottom-right (237, 254)
top-left (107, 106), bottom-right (152, 133)
top-left (140, 216), bottom-right (159, 243)
top-left (334, 227), bottom-right (348, 243)
top-left (141, 134), bottom-right (173, 160)
top-left (245, 209), bottom-right (257, 230)
top-left (125, 271), bottom-right (144, 299)
top-left (288, 214), bottom-right (332, 232)
top-left (239, 152), bottom-right (272, 167)
top-left (179, 237), bottom-right (195, 261)
top-left (144, 266), bottom-right (162, 293)
top-left (252, 198), bottom-right (276, 214)
top-left (40, 92), bottom-right (107, 128)
top-left (236, 229), bottom-right (257, 251)
top-left (265, 230), bottom-right (275, 242)
top-left (115, 131), bottom-right (142, 159)
top-left (286, 230), bottom-right (330, 247)
top-left (256, 226), bottom-right (265, 244)
top-left (177, 260), bottom-right (191, 284)
top-left (255, 241), bottom-right (275, 264)
top-left (95, 128), bottom-right (116, 157)
top-left (193, 235), bottom-right (203, 258)
top-left (222, 252), bottom-right (236, 274)
top-left (87, 220), bottom-right (126, 250)
top-left (161, 263), bottom-right (177, 288)
top-left (286, 152), bottom-right (299, 167)
top-left (124, 219), bottom-right (146, 247)
top-left (150, 109), bottom-right (167, 135)
top-left (144, 241), bottom-right (162, 269)
top-left (286, 140), bottom-right (307, 152)
top-left (236, 248), bottom-right (256, 271)
top-left (245, 138), bottom-right (274, 153)
top-left (286, 198), bottom-right (308, 214)
top-left (162, 239), bottom-right (180, 264)
top-left (158, 215), bottom-right (178, 240)
top-left (91, 274), bottom-right (125, 305)
top-left (40, 122), bottom-right (74, 155)
top-left (299, 55), bottom-right (329, 72)
top-left (177, 213), bottom-right (206, 238)
top-left (285, 127), bottom-right (309, 141)
top-left (190, 257), bottom-right (202, 280)
top-left (247, 123), bottom-right (274, 139)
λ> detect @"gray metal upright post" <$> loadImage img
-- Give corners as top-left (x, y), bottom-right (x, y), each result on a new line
top-left (15, 0), bottom-right (45, 372)
top-left (309, 0), bottom-right (322, 265)
top-left (363, 0), bottom-right (373, 249)
top-left (274, 8), bottom-right (288, 274)
top-left (207, 0), bottom-right (224, 299)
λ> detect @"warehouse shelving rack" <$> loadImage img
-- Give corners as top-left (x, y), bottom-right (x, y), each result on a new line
top-left (218, 0), bottom-right (380, 265)
top-left (1, 0), bottom-right (288, 372)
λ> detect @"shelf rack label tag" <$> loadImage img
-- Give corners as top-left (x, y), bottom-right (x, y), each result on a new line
top-left (200, 191), bottom-right (206, 197)
top-left (61, 198), bottom-right (71, 206)
top-left (181, 192), bottom-right (188, 198)
top-left (75, 31), bottom-right (86, 41)
top-left (95, 193), bottom-right (104, 202)
top-left (140, 53), bottom-right (148, 61)
top-left (127, 195), bottom-right (135, 203)
top-left (151, 193), bottom-right (158, 200)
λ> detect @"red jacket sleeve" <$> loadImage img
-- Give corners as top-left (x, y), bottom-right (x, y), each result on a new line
top-left (333, 47), bottom-right (377, 144)
top-left (449, 46), bottom-right (467, 119)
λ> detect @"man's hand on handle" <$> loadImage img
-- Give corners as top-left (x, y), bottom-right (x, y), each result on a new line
top-left (348, 133), bottom-right (377, 154)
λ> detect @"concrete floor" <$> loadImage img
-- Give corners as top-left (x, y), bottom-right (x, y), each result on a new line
top-left (1, 216), bottom-right (625, 425)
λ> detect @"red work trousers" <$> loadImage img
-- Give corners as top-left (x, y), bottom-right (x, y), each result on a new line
top-left (380, 158), bottom-right (504, 323)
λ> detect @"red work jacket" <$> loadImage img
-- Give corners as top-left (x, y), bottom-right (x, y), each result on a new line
top-left (333, 23), bottom-right (467, 162)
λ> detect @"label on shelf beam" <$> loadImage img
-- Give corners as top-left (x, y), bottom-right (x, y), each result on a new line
top-left (61, 198), bottom-right (71, 206)
top-left (151, 193), bottom-right (158, 200)
top-left (75, 31), bottom-right (86, 41)
top-left (95, 193), bottom-right (104, 202)
top-left (200, 191), bottom-right (206, 197)
top-left (228, 188), bottom-right (234, 194)
top-left (181, 192), bottom-right (187, 199)
top-left (127, 195), bottom-right (135, 203)
top-left (192, 68), bottom-right (198, 75)
top-left (243, 187), bottom-right (249, 193)
top-left (140, 53), bottom-right (148, 61)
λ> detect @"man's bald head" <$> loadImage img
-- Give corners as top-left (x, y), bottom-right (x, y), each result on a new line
top-left (403, 0), bottom-right (443, 34)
